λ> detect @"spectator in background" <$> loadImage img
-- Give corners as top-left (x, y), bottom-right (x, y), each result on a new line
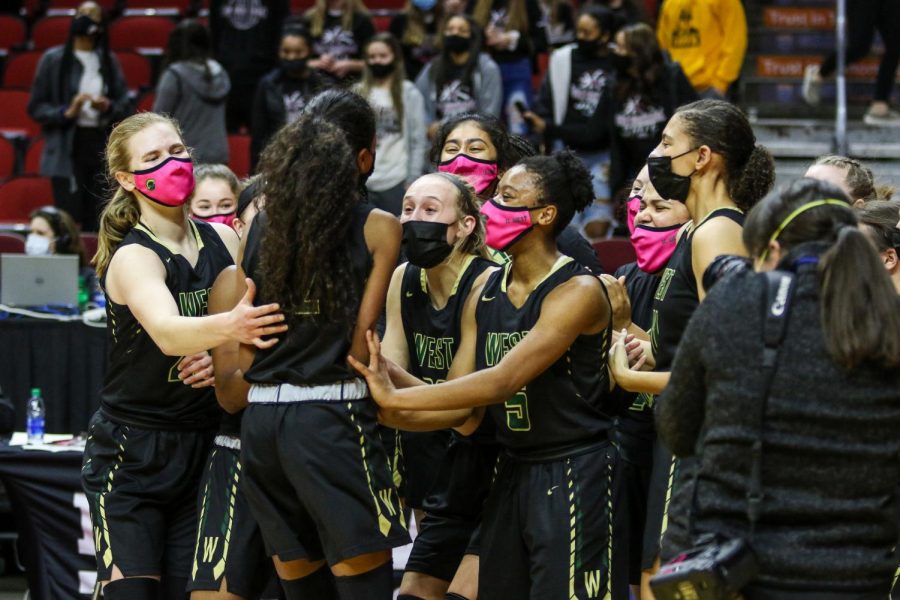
top-left (595, 0), bottom-right (645, 30)
top-left (805, 154), bottom-right (894, 206)
top-left (802, 1), bottom-right (900, 126)
top-left (856, 199), bottom-right (900, 293)
top-left (443, 0), bottom-right (466, 16)
top-left (390, 0), bottom-right (446, 81)
top-left (656, 0), bottom-right (747, 99)
top-left (304, 0), bottom-right (375, 81)
top-left (608, 22), bottom-right (696, 199)
top-left (525, 5), bottom-right (618, 240)
top-left (416, 15), bottom-right (502, 139)
top-left (27, 0), bottom-right (130, 232)
top-left (189, 163), bottom-right (240, 227)
top-left (28, 205), bottom-right (89, 267)
top-left (539, 0), bottom-right (575, 48)
top-left (356, 34), bottom-right (428, 215)
top-left (210, 0), bottom-right (288, 132)
top-left (251, 24), bottom-right (329, 168)
top-left (153, 19), bottom-right (231, 165)
top-left (469, 0), bottom-right (546, 134)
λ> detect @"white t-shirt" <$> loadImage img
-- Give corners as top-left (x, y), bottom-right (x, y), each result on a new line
top-left (366, 86), bottom-right (408, 192)
top-left (74, 49), bottom-right (103, 127)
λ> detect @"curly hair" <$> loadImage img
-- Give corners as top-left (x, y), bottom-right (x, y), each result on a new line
top-left (518, 150), bottom-right (594, 234)
top-left (256, 115), bottom-right (362, 325)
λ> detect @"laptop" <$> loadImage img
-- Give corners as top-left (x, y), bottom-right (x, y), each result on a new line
top-left (0, 254), bottom-right (79, 307)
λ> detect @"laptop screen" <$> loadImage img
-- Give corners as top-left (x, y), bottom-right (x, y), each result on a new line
top-left (0, 254), bottom-right (80, 307)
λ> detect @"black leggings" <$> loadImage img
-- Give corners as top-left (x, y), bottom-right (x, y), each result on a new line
top-left (819, 0), bottom-right (900, 102)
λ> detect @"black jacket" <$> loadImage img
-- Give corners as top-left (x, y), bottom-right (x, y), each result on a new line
top-left (658, 265), bottom-right (900, 592)
top-left (250, 67), bottom-right (328, 168)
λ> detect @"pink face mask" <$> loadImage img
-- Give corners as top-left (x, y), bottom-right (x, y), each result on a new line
top-left (438, 154), bottom-right (499, 196)
top-left (195, 212), bottom-right (236, 227)
top-left (626, 195), bottom-right (641, 234)
top-left (131, 156), bottom-right (195, 207)
top-left (480, 198), bottom-right (546, 252)
top-left (631, 223), bottom-right (682, 274)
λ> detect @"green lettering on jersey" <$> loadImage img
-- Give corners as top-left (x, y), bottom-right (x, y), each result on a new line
top-left (484, 331), bottom-right (528, 367)
top-left (178, 288), bottom-right (210, 317)
top-left (413, 333), bottom-right (455, 371)
top-left (649, 308), bottom-right (660, 357)
top-left (654, 267), bottom-right (675, 302)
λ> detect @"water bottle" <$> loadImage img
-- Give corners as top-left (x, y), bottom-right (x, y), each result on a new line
top-left (77, 276), bottom-right (89, 312)
top-left (26, 388), bottom-right (44, 444)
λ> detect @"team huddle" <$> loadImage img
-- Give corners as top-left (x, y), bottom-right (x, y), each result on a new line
top-left (78, 86), bottom-right (900, 600)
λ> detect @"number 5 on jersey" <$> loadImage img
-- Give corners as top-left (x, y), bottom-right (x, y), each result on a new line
top-left (505, 389), bottom-right (531, 431)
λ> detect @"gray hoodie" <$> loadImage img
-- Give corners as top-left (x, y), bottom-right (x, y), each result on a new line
top-left (153, 59), bottom-right (231, 165)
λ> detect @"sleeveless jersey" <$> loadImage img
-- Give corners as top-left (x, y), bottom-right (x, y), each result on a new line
top-left (100, 219), bottom-right (234, 429)
top-left (242, 204), bottom-right (375, 386)
top-left (474, 256), bottom-right (614, 454)
top-left (400, 255), bottom-right (494, 384)
top-left (401, 255), bottom-right (496, 444)
top-left (651, 208), bottom-right (744, 371)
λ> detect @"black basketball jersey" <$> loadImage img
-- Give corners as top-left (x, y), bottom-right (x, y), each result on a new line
top-left (474, 256), bottom-right (614, 453)
top-left (651, 208), bottom-right (744, 371)
top-left (100, 219), bottom-right (234, 429)
top-left (612, 262), bottom-right (660, 433)
top-left (242, 204), bottom-right (375, 386)
top-left (400, 255), bottom-right (495, 384)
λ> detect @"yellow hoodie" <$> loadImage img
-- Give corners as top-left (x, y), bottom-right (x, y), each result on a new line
top-left (656, 0), bottom-right (747, 93)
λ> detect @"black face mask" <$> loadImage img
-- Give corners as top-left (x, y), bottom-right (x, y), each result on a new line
top-left (576, 38), bottom-right (600, 56)
top-left (281, 58), bottom-right (308, 75)
top-left (368, 62), bottom-right (395, 79)
top-left (647, 148), bottom-right (697, 203)
top-left (444, 35), bottom-right (470, 55)
top-left (402, 221), bottom-right (454, 268)
top-left (71, 14), bottom-right (101, 38)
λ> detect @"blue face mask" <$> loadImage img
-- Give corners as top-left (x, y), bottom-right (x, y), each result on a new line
top-left (413, 0), bottom-right (438, 10)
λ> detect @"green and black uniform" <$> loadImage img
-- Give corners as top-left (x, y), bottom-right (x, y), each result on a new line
top-left (239, 207), bottom-right (409, 565)
top-left (642, 208), bottom-right (744, 570)
top-left (473, 256), bottom-right (628, 599)
top-left (188, 407), bottom-right (276, 598)
top-left (399, 255), bottom-right (502, 582)
top-left (82, 219), bottom-right (233, 581)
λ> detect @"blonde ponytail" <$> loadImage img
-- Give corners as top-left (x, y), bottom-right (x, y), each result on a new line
top-left (93, 111), bottom-right (185, 278)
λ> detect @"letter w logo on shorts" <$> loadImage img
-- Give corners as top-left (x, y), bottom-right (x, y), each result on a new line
top-left (202, 536), bottom-right (219, 563)
top-left (584, 569), bottom-right (605, 598)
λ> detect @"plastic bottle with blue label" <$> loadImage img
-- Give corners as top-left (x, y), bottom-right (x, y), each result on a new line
top-left (26, 388), bottom-right (45, 444)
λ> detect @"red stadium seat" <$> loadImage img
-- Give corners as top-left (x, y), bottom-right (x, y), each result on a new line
top-left (109, 16), bottom-right (176, 53)
top-left (290, 0), bottom-right (313, 13)
top-left (0, 138), bottom-right (15, 181)
top-left (0, 177), bottom-right (54, 223)
top-left (24, 137), bottom-right (44, 175)
top-left (372, 14), bottom-right (392, 32)
top-left (32, 16), bottom-right (74, 50)
top-left (80, 232), bottom-right (98, 261)
top-left (0, 15), bottom-right (27, 55)
top-left (227, 135), bottom-right (251, 179)
top-left (114, 51), bottom-right (152, 92)
top-left (0, 90), bottom-right (40, 139)
top-left (136, 91), bottom-right (155, 112)
top-left (592, 238), bottom-right (636, 273)
top-left (2, 51), bottom-right (44, 89)
top-left (0, 233), bottom-right (26, 253)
